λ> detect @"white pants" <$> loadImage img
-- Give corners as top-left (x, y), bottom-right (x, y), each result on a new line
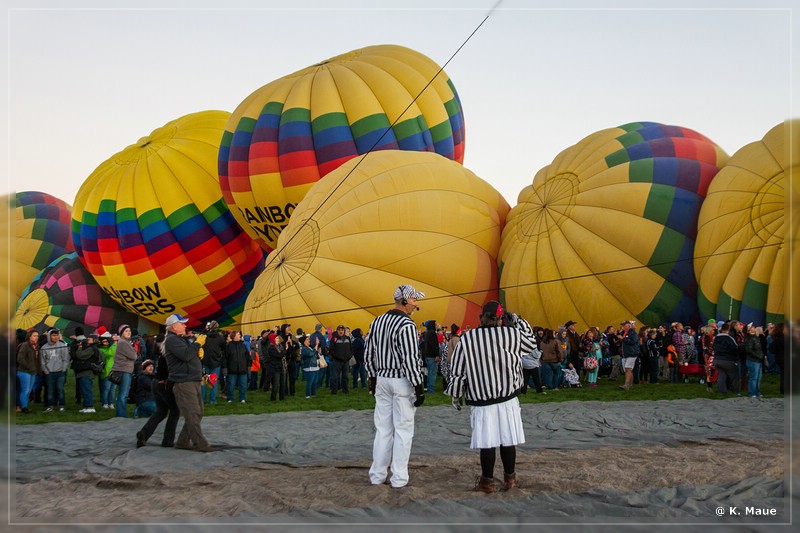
top-left (369, 376), bottom-right (417, 488)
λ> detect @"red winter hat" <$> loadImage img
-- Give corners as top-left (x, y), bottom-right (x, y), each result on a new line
top-left (95, 326), bottom-right (108, 336)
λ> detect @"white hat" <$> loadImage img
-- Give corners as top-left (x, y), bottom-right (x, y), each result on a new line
top-left (393, 284), bottom-right (425, 301)
top-left (165, 314), bottom-right (189, 327)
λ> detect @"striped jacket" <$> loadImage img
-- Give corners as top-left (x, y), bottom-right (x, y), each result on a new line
top-left (364, 309), bottom-right (424, 387)
top-left (445, 316), bottom-right (537, 406)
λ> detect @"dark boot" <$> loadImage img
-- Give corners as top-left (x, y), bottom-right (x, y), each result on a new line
top-left (503, 472), bottom-right (519, 490)
top-left (474, 475), bottom-right (496, 494)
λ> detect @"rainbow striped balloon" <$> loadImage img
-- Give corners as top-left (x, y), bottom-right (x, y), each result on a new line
top-left (219, 44), bottom-right (466, 252)
top-left (499, 122), bottom-right (729, 330)
top-left (71, 111), bottom-right (265, 327)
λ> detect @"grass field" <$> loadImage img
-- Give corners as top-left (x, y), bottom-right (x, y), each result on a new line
top-left (10, 370), bottom-right (784, 426)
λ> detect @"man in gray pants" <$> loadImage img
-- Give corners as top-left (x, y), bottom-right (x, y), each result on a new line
top-left (164, 314), bottom-right (215, 452)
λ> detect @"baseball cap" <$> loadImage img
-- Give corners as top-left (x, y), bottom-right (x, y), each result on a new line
top-left (707, 318), bottom-right (716, 326)
top-left (393, 284), bottom-right (425, 301)
top-left (165, 314), bottom-right (189, 327)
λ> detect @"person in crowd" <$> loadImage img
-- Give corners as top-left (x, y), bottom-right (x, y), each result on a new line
top-left (281, 324), bottom-right (299, 396)
top-left (619, 320), bottom-right (639, 391)
top-left (582, 328), bottom-right (601, 387)
top-left (684, 326), bottom-right (697, 364)
top-left (299, 334), bottom-right (321, 398)
top-left (110, 324), bottom-right (138, 418)
top-left (446, 301), bottom-right (537, 493)
top-left (712, 321), bottom-right (741, 395)
top-left (365, 284), bottom-right (426, 489)
top-left (200, 321), bottom-right (226, 405)
top-left (135, 359), bottom-right (157, 417)
top-left (743, 324), bottom-right (766, 398)
top-left (731, 321), bottom-right (748, 394)
top-left (672, 322), bottom-right (686, 366)
top-left (136, 346), bottom-right (181, 448)
top-left (73, 333), bottom-right (102, 413)
top-left (248, 339), bottom-right (261, 391)
top-left (40, 328), bottom-right (70, 413)
top-left (16, 330), bottom-right (39, 414)
top-left (701, 321), bottom-right (717, 393)
top-left (605, 326), bottom-right (622, 381)
top-left (771, 323), bottom-right (785, 394)
top-left (330, 325), bottom-right (352, 395)
top-left (265, 333), bottom-right (287, 401)
top-left (564, 321), bottom-right (582, 374)
top-left (442, 324), bottom-right (461, 390)
top-left (97, 331), bottom-right (116, 409)
top-left (222, 331), bottom-right (251, 403)
top-left (351, 328), bottom-right (367, 390)
top-left (256, 330), bottom-right (270, 391)
top-left (539, 328), bottom-right (563, 390)
top-left (69, 326), bottom-right (85, 404)
top-left (164, 313), bottom-right (215, 452)
top-left (421, 320), bottom-right (439, 394)
top-left (309, 324), bottom-right (329, 389)
top-left (656, 325), bottom-right (669, 382)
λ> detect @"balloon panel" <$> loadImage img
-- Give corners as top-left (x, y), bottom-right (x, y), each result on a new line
top-left (219, 44), bottom-right (466, 252)
top-left (71, 111), bottom-right (265, 328)
top-left (243, 151), bottom-right (508, 333)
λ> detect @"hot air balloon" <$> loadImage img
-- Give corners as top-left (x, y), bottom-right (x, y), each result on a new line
top-left (498, 122), bottom-right (729, 331)
top-left (5, 191), bottom-right (75, 309)
top-left (242, 151), bottom-right (508, 332)
top-left (219, 44), bottom-right (466, 252)
top-left (694, 120), bottom-right (795, 325)
top-left (71, 111), bottom-right (265, 328)
top-left (13, 253), bottom-right (158, 336)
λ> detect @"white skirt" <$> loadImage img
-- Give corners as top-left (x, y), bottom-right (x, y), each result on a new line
top-left (469, 397), bottom-right (525, 449)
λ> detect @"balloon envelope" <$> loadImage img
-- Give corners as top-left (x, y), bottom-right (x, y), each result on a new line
top-left (13, 252), bottom-right (158, 336)
top-left (71, 111), bottom-right (265, 328)
top-left (694, 120), bottom-right (794, 325)
top-left (219, 44), bottom-right (466, 252)
top-left (499, 122), bottom-right (728, 331)
top-left (242, 151), bottom-right (508, 332)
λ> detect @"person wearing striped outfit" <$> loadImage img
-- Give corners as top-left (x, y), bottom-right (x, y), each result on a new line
top-left (365, 284), bottom-right (426, 489)
top-left (445, 301), bottom-right (537, 493)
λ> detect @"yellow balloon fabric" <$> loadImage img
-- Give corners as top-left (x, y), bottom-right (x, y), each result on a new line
top-left (695, 120), bottom-right (795, 325)
top-left (219, 44), bottom-right (466, 253)
top-left (71, 111), bottom-right (266, 328)
top-left (499, 122), bottom-right (728, 331)
top-left (242, 151), bottom-right (509, 332)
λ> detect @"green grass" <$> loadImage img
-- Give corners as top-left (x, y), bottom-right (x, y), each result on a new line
top-left (11, 371), bottom-right (784, 426)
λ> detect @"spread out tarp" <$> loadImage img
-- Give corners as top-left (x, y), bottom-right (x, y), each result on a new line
top-left (6, 397), bottom-right (795, 529)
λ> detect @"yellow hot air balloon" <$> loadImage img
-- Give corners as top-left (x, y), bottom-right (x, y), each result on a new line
top-left (499, 122), bottom-right (728, 331)
top-left (219, 44), bottom-right (466, 253)
top-left (71, 111), bottom-right (265, 328)
top-left (242, 151), bottom-right (508, 332)
top-left (695, 120), bottom-right (796, 325)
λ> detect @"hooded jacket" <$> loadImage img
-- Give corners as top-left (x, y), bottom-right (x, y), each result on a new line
top-left (201, 330), bottom-right (227, 369)
top-left (421, 320), bottom-right (439, 359)
top-left (352, 328), bottom-right (366, 365)
top-left (223, 339), bottom-right (251, 374)
top-left (40, 330), bottom-right (70, 374)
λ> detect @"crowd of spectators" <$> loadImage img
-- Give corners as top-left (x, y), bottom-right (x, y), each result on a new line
top-left (10, 314), bottom-right (787, 416)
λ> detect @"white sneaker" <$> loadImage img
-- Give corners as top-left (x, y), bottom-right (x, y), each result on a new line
top-left (240, 400), bottom-right (246, 403)
top-left (44, 407), bottom-right (54, 413)
top-left (79, 407), bottom-right (96, 413)
top-left (59, 407), bottom-right (65, 412)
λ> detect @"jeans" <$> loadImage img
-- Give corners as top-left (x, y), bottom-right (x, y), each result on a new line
top-left (136, 400), bottom-right (157, 418)
top-left (425, 357), bottom-right (438, 393)
top-left (77, 376), bottom-right (94, 408)
top-left (45, 371), bottom-right (66, 407)
top-left (746, 360), bottom-right (763, 397)
top-left (226, 373), bottom-right (248, 402)
top-left (541, 362), bottom-right (562, 389)
top-left (202, 366), bottom-right (220, 404)
top-left (331, 360), bottom-right (349, 394)
top-left (352, 363), bottom-right (367, 389)
top-left (100, 378), bottom-right (114, 406)
top-left (17, 371), bottom-right (34, 409)
top-left (249, 370), bottom-right (259, 390)
top-left (115, 371), bottom-right (132, 417)
top-left (304, 369), bottom-right (320, 397)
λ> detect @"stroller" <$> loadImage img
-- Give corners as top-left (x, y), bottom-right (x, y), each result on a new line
top-left (562, 365), bottom-right (582, 388)
top-left (678, 362), bottom-right (706, 383)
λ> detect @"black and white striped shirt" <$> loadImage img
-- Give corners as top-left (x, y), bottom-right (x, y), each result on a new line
top-left (364, 309), bottom-right (424, 387)
top-left (445, 317), bottom-right (537, 406)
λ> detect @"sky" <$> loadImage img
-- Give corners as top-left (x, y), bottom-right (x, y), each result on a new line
top-left (2, 0), bottom-right (796, 208)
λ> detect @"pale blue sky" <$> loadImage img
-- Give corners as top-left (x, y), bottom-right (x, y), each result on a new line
top-left (2, 0), bottom-right (795, 207)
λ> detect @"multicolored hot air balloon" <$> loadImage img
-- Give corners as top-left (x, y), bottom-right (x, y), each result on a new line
top-left (242, 151), bottom-right (508, 331)
top-left (694, 120), bottom-right (794, 325)
top-left (71, 111), bottom-right (266, 328)
top-left (219, 44), bottom-right (466, 252)
top-left (7, 191), bottom-right (75, 307)
top-left (498, 122), bottom-right (729, 331)
top-left (13, 253), bottom-right (158, 336)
